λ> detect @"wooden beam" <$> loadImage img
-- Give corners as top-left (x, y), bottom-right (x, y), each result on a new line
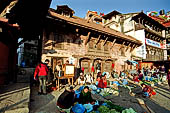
top-left (110, 39), bottom-right (117, 49)
top-left (95, 35), bottom-right (101, 47)
top-left (85, 32), bottom-right (91, 45)
top-left (103, 37), bottom-right (109, 46)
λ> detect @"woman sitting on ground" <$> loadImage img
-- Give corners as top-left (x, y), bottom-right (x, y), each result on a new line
top-left (78, 86), bottom-right (95, 104)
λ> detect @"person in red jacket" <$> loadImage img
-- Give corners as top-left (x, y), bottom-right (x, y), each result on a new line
top-left (34, 59), bottom-right (49, 95)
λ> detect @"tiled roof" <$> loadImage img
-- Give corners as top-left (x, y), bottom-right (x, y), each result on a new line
top-left (102, 10), bottom-right (121, 19)
top-left (132, 12), bottom-right (166, 29)
top-left (149, 16), bottom-right (170, 27)
top-left (163, 22), bottom-right (170, 27)
top-left (48, 10), bottom-right (142, 45)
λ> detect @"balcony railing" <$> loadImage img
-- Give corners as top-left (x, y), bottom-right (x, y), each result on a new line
top-left (135, 24), bottom-right (163, 37)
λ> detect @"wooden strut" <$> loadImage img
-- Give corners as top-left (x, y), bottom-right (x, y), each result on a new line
top-left (119, 41), bottom-right (125, 51)
top-left (103, 37), bottom-right (109, 46)
top-left (125, 43), bottom-right (131, 51)
top-left (95, 35), bottom-right (101, 48)
top-left (130, 44), bottom-right (136, 52)
top-left (85, 32), bottom-right (91, 45)
top-left (110, 38), bottom-right (117, 49)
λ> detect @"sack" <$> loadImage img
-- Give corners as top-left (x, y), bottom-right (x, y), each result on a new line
top-left (57, 90), bottom-right (75, 109)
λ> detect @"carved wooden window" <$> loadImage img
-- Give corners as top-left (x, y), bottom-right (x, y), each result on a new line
top-left (54, 33), bottom-right (64, 49)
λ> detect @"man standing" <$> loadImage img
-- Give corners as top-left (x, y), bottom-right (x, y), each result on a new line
top-left (34, 59), bottom-right (49, 95)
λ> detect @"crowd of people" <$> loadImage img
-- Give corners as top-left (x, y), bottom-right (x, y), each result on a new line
top-left (32, 59), bottom-right (170, 112)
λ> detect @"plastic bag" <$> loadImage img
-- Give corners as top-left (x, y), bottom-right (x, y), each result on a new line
top-left (83, 103), bottom-right (93, 112)
top-left (72, 104), bottom-right (85, 113)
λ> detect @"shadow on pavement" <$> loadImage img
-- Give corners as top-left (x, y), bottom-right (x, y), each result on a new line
top-left (144, 98), bottom-right (170, 113)
top-left (0, 83), bottom-right (29, 97)
top-left (0, 98), bottom-right (28, 112)
top-left (29, 85), bottom-right (57, 113)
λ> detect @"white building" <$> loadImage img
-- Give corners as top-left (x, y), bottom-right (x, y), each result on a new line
top-left (102, 11), bottom-right (166, 68)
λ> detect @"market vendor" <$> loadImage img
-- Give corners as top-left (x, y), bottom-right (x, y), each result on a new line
top-left (78, 86), bottom-right (95, 104)
top-left (98, 73), bottom-right (107, 88)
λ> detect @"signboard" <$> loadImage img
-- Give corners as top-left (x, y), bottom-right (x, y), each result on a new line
top-left (132, 44), bottom-right (146, 59)
top-left (145, 38), bottom-right (166, 49)
top-left (145, 38), bottom-right (161, 48)
top-left (64, 64), bottom-right (74, 77)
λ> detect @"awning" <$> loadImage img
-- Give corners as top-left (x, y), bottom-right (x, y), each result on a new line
top-left (126, 60), bottom-right (138, 65)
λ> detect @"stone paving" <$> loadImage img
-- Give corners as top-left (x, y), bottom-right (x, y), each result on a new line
top-left (0, 83), bottom-right (30, 113)
top-left (0, 81), bottom-right (169, 113)
top-left (29, 82), bottom-right (170, 113)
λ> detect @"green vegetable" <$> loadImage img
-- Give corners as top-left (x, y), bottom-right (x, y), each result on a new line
top-left (106, 101), bottom-right (125, 112)
top-left (122, 108), bottom-right (136, 113)
top-left (98, 105), bottom-right (110, 113)
top-left (109, 109), bottom-right (120, 113)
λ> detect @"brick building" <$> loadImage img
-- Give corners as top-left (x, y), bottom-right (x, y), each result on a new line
top-left (41, 6), bottom-right (142, 77)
